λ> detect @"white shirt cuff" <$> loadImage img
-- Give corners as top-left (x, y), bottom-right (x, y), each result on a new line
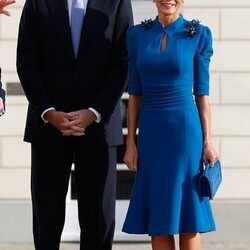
top-left (88, 107), bottom-right (101, 123)
top-left (41, 107), bottom-right (56, 123)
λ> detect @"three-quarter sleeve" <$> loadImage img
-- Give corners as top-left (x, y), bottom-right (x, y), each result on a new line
top-left (193, 26), bottom-right (213, 96)
top-left (127, 27), bottom-right (142, 95)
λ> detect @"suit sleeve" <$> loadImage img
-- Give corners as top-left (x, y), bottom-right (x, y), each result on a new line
top-left (193, 26), bottom-right (213, 96)
top-left (90, 0), bottom-right (133, 121)
top-left (16, 0), bottom-right (53, 116)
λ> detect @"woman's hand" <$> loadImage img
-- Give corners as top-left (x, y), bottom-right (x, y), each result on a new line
top-left (0, 98), bottom-right (3, 110)
top-left (203, 143), bottom-right (219, 167)
top-left (123, 143), bottom-right (138, 171)
top-left (0, 0), bottom-right (15, 16)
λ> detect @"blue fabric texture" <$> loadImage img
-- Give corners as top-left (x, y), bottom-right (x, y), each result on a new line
top-left (123, 16), bottom-right (216, 236)
top-left (199, 160), bottom-right (222, 200)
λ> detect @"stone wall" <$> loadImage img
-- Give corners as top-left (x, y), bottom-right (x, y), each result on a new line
top-left (0, 0), bottom-right (250, 242)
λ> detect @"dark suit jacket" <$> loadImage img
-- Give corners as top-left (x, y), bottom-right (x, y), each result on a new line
top-left (17, 0), bottom-right (133, 146)
top-left (0, 68), bottom-right (5, 108)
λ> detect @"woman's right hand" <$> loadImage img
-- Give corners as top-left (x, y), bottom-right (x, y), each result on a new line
top-left (0, 0), bottom-right (15, 16)
top-left (0, 99), bottom-right (3, 110)
top-left (123, 143), bottom-right (138, 171)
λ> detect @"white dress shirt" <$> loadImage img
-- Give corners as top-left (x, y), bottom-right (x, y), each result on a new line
top-left (42, 0), bottom-right (101, 123)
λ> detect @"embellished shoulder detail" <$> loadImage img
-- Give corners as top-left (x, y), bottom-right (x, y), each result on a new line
top-left (141, 18), bottom-right (154, 29)
top-left (185, 19), bottom-right (201, 38)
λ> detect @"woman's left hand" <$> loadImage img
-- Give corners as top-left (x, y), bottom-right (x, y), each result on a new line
top-left (203, 143), bottom-right (219, 167)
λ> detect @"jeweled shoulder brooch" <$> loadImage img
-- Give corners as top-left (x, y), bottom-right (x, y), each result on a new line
top-left (185, 19), bottom-right (200, 38)
top-left (141, 18), bottom-right (154, 29)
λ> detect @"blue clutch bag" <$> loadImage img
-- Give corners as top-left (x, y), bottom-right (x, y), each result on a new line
top-left (198, 160), bottom-right (222, 200)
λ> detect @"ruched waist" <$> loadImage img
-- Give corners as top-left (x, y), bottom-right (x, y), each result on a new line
top-left (141, 84), bottom-right (195, 110)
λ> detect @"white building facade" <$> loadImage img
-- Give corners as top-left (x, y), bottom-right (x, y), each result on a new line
top-left (0, 0), bottom-right (250, 243)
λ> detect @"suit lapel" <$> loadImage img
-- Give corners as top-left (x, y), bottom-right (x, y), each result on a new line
top-left (45, 0), bottom-right (109, 58)
top-left (78, 0), bottom-right (109, 53)
top-left (45, 0), bottom-right (74, 58)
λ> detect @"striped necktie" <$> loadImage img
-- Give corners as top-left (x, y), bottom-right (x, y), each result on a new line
top-left (71, 0), bottom-right (84, 57)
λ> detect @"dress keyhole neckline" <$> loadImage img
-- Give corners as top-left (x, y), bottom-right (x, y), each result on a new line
top-left (160, 33), bottom-right (167, 53)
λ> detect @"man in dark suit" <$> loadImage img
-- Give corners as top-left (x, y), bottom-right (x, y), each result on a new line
top-left (16, 0), bottom-right (133, 249)
top-left (0, 0), bottom-right (16, 116)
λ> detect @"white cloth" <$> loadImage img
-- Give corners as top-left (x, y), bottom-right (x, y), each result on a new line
top-left (41, 107), bottom-right (56, 123)
top-left (88, 108), bottom-right (101, 122)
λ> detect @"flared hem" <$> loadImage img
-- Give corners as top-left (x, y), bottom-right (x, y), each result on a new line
top-left (122, 227), bottom-right (216, 236)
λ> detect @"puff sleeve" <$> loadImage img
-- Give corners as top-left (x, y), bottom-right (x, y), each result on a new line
top-left (193, 26), bottom-right (213, 96)
top-left (127, 27), bottom-right (142, 95)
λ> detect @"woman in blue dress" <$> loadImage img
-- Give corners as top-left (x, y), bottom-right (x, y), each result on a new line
top-left (122, 0), bottom-right (219, 249)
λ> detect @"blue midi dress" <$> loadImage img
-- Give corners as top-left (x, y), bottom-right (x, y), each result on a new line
top-left (122, 16), bottom-right (216, 236)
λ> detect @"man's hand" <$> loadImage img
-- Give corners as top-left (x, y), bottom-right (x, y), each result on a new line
top-left (61, 109), bottom-right (96, 136)
top-left (44, 110), bottom-right (71, 131)
top-left (0, 0), bottom-right (15, 16)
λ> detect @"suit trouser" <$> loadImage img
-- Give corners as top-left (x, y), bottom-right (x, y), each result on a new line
top-left (31, 137), bottom-right (116, 250)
